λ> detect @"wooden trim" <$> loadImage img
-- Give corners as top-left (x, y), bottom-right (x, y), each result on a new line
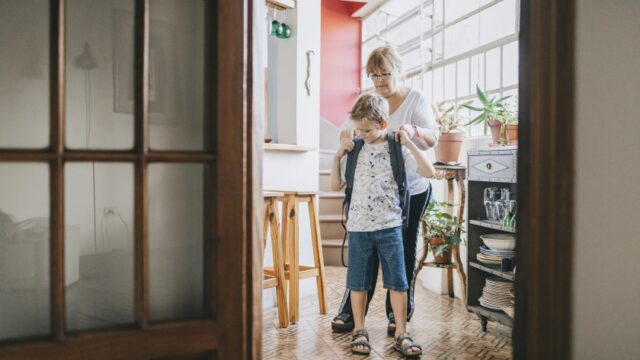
top-left (248, 0), bottom-right (263, 358)
top-left (266, 0), bottom-right (295, 10)
top-left (0, 320), bottom-right (218, 360)
top-left (50, 0), bottom-right (65, 341)
top-left (0, 151), bottom-right (215, 162)
top-left (215, 0), bottom-right (254, 359)
top-left (133, 0), bottom-right (150, 329)
top-left (263, 143), bottom-right (316, 152)
top-left (514, 0), bottom-right (575, 359)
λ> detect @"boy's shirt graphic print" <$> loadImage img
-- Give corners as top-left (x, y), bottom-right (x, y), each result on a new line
top-left (340, 141), bottom-right (417, 232)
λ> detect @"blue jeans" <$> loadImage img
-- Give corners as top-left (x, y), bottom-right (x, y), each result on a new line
top-left (346, 226), bottom-right (408, 292)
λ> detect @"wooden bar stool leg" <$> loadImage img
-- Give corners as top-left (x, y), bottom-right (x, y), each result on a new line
top-left (280, 197), bottom-right (290, 266)
top-left (288, 196), bottom-right (299, 323)
top-left (308, 195), bottom-right (328, 314)
top-left (268, 199), bottom-right (289, 327)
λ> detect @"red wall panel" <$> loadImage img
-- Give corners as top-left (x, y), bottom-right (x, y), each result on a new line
top-left (320, 0), bottom-right (365, 127)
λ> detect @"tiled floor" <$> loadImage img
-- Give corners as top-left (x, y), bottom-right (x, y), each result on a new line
top-left (263, 266), bottom-right (512, 359)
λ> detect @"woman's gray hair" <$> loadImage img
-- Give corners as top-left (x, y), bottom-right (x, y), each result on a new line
top-left (365, 45), bottom-right (403, 76)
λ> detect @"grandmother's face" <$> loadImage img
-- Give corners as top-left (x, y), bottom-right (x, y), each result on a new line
top-left (369, 67), bottom-right (398, 98)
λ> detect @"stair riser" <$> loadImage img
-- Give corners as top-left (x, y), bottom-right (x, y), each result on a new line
top-left (319, 152), bottom-right (335, 171)
top-left (320, 221), bottom-right (346, 240)
top-left (322, 245), bottom-right (348, 267)
top-left (319, 173), bottom-right (333, 192)
top-left (319, 197), bottom-right (344, 215)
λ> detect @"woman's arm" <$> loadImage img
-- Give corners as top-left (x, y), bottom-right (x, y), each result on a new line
top-left (398, 124), bottom-right (438, 150)
top-left (398, 129), bottom-right (435, 178)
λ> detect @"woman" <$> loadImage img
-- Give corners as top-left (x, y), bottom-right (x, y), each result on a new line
top-left (332, 45), bottom-right (439, 336)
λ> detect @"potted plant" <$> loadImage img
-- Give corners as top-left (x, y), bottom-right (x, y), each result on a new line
top-left (421, 201), bottom-right (464, 264)
top-left (501, 110), bottom-right (519, 145)
top-left (463, 85), bottom-right (512, 144)
top-left (431, 100), bottom-right (472, 164)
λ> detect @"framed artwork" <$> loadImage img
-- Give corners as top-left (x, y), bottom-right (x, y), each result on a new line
top-left (112, 9), bottom-right (177, 126)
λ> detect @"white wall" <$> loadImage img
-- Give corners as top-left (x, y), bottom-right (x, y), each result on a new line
top-left (262, 0), bottom-right (322, 308)
top-left (572, 1), bottom-right (640, 358)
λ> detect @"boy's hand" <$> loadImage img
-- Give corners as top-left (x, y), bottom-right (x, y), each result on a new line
top-left (339, 129), bottom-right (355, 151)
top-left (395, 124), bottom-right (416, 142)
top-left (397, 129), bottom-right (412, 146)
top-left (335, 144), bottom-right (352, 158)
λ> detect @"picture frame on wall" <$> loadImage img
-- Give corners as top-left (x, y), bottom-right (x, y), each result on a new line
top-left (112, 8), bottom-right (178, 126)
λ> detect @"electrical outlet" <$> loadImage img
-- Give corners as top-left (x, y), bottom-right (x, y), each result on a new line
top-left (103, 207), bottom-right (119, 217)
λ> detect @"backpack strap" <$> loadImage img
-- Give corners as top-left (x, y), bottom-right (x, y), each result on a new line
top-left (341, 138), bottom-right (364, 267)
top-left (387, 132), bottom-right (410, 228)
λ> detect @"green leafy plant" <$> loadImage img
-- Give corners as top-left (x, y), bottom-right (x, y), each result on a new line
top-left (431, 100), bottom-right (472, 133)
top-left (463, 85), bottom-right (513, 127)
top-left (421, 201), bottom-right (464, 257)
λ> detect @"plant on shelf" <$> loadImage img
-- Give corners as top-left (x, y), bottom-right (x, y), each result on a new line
top-left (421, 201), bottom-right (464, 264)
top-left (500, 107), bottom-right (519, 145)
top-left (463, 85), bottom-right (514, 144)
top-left (431, 100), bottom-right (472, 164)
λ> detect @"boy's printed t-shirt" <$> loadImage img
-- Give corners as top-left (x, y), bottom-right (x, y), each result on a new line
top-left (340, 141), bottom-right (417, 232)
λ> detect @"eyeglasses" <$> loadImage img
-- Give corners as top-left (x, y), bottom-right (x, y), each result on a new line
top-left (368, 72), bottom-right (393, 81)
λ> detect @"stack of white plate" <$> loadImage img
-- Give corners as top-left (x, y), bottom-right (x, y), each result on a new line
top-left (501, 288), bottom-right (516, 318)
top-left (479, 276), bottom-right (513, 311)
top-left (477, 245), bottom-right (515, 266)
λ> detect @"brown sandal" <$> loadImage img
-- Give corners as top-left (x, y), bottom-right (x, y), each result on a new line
top-left (394, 332), bottom-right (422, 357)
top-left (350, 329), bottom-right (371, 355)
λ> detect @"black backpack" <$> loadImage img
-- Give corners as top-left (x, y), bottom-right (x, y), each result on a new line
top-left (340, 132), bottom-right (410, 266)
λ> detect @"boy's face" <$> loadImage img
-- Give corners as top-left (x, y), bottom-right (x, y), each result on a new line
top-left (353, 118), bottom-right (387, 144)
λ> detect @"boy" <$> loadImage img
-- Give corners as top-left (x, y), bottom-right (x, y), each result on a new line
top-left (330, 93), bottom-right (435, 356)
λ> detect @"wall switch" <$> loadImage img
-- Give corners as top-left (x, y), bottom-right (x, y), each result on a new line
top-left (103, 207), bottom-right (119, 217)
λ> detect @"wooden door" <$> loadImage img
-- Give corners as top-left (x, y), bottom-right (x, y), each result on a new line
top-left (0, 0), bottom-right (257, 359)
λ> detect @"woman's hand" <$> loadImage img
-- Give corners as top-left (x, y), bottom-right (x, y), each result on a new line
top-left (339, 129), bottom-right (355, 152)
top-left (395, 124), bottom-right (415, 142)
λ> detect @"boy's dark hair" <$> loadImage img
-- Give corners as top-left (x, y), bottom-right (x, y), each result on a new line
top-left (349, 93), bottom-right (388, 125)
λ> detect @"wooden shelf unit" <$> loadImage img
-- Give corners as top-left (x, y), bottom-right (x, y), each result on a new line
top-left (466, 148), bottom-right (517, 333)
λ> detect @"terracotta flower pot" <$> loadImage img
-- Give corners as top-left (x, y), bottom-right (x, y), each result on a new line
top-left (429, 236), bottom-right (452, 264)
top-left (487, 119), bottom-right (503, 144)
top-left (505, 124), bottom-right (518, 145)
top-left (434, 132), bottom-right (464, 164)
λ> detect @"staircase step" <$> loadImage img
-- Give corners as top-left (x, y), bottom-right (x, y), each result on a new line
top-left (319, 214), bottom-right (343, 222)
top-left (319, 172), bottom-right (333, 192)
top-left (319, 150), bottom-right (335, 171)
top-left (319, 218), bottom-right (345, 240)
top-left (319, 194), bottom-right (344, 215)
top-left (322, 238), bottom-right (348, 267)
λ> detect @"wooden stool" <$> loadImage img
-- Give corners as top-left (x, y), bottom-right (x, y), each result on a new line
top-left (263, 191), bottom-right (289, 328)
top-left (278, 191), bottom-right (328, 323)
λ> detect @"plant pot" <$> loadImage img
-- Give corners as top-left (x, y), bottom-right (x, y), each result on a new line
top-left (434, 132), bottom-right (464, 163)
top-left (505, 124), bottom-right (518, 145)
top-left (487, 119), bottom-right (503, 144)
top-left (429, 236), bottom-right (452, 264)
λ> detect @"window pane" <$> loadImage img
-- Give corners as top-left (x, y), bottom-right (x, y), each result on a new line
top-left (479, 0), bottom-right (516, 46)
top-left (149, 0), bottom-right (207, 151)
top-left (443, 14), bottom-right (479, 58)
top-left (149, 163), bottom-right (205, 322)
top-left (444, 63), bottom-right (456, 100)
top-left (433, 67), bottom-right (444, 102)
top-left (65, 163), bottom-right (135, 332)
top-left (486, 47), bottom-right (501, 90)
top-left (65, 0), bottom-right (135, 150)
top-left (386, 14), bottom-right (420, 47)
top-left (0, 0), bottom-right (49, 148)
top-left (0, 163), bottom-right (49, 340)
top-left (378, 0), bottom-right (420, 18)
top-left (502, 41), bottom-right (519, 87)
top-left (444, 0), bottom-right (481, 23)
top-left (470, 53), bottom-right (484, 90)
top-left (457, 59), bottom-right (470, 97)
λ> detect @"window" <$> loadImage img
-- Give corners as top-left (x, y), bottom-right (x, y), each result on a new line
top-left (361, 0), bottom-right (520, 136)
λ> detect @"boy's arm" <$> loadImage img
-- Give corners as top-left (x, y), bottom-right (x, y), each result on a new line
top-left (397, 129), bottom-right (436, 178)
top-left (331, 145), bottom-right (350, 191)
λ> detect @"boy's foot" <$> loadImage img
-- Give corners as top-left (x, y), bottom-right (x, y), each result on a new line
top-left (350, 329), bottom-right (371, 355)
top-left (393, 332), bottom-right (422, 357)
top-left (331, 313), bottom-right (354, 333)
